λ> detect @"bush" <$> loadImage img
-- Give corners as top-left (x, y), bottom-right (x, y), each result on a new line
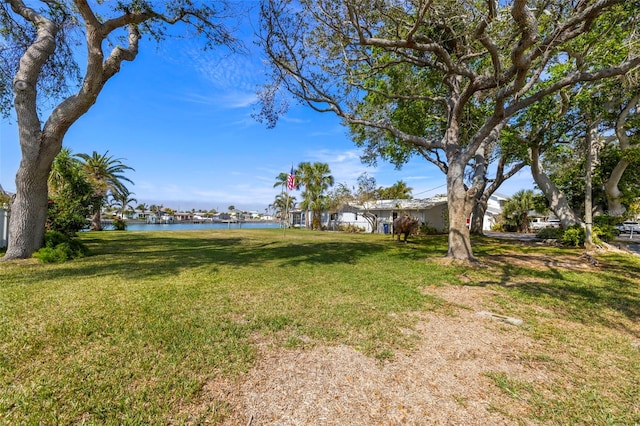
top-left (560, 225), bottom-right (607, 247)
top-left (536, 227), bottom-right (564, 240)
top-left (491, 223), bottom-right (506, 232)
top-left (419, 223), bottom-right (439, 235)
top-left (593, 224), bottom-right (617, 242)
top-left (33, 246), bottom-right (68, 263)
top-left (33, 231), bottom-right (88, 263)
top-left (338, 224), bottom-right (364, 233)
top-left (538, 223), bottom-right (613, 247)
top-left (44, 230), bottom-right (69, 248)
top-left (561, 226), bottom-right (585, 247)
top-left (112, 219), bottom-right (127, 231)
top-left (593, 214), bottom-right (619, 227)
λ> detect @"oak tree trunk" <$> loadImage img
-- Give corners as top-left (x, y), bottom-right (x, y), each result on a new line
top-left (604, 162), bottom-right (628, 217)
top-left (530, 146), bottom-right (580, 228)
top-left (4, 160), bottom-right (51, 259)
top-left (446, 160), bottom-right (475, 262)
top-left (469, 200), bottom-right (487, 235)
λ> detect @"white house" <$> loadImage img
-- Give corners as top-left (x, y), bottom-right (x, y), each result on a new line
top-left (324, 197), bottom-right (449, 234)
top-left (290, 194), bottom-right (507, 234)
top-left (481, 193), bottom-right (510, 231)
top-left (0, 206), bottom-right (8, 249)
top-left (1, 184), bottom-right (12, 248)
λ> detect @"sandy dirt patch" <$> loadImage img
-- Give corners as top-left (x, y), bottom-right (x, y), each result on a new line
top-left (182, 285), bottom-right (555, 425)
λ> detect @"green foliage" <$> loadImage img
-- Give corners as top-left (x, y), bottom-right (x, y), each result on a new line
top-left (33, 231), bottom-right (88, 263)
top-left (536, 227), bottom-right (564, 240)
top-left (501, 190), bottom-right (536, 233)
top-left (594, 215), bottom-right (619, 227)
top-left (491, 223), bottom-right (506, 232)
top-left (561, 226), bottom-right (586, 247)
top-left (375, 180), bottom-right (413, 199)
top-left (419, 223), bottom-right (439, 235)
top-left (295, 162), bottom-right (334, 230)
top-left (47, 148), bottom-right (100, 236)
top-left (338, 224), bottom-right (365, 233)
top-left (112, 219), bottom-right (127, 231)
top-left (537, 223), bottom-right (616, 245)
top-left (593, 225), bottom-right (617, 243)
top-left (0, 190), bottom-right (10, 206)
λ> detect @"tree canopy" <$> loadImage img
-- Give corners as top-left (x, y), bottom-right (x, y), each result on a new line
top-left (258, 0), bottom-right (640, 261)
top-left (1, 0), bottom-right (241, 260)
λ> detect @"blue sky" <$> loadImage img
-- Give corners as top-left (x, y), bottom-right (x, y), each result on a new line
top-left (0, 10), bottom-right (534, 213)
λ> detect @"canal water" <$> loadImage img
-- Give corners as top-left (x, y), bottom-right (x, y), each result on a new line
top-left (116, 222), bottom-right (282, 232)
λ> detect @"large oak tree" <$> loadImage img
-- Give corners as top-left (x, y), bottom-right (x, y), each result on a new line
top-left (0, 0), bottom-right (240, 260)
top-left (258, 0), bottom-right (640, 262)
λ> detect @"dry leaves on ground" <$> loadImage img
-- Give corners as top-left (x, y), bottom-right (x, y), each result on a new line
top-left (182, 285), bottom-right (557, 425)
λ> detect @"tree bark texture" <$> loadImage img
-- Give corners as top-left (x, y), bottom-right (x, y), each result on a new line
top-left (529, 146), bottom-right (580, 228)
top-left (3, 1), bottom-right (59, 260)
top-left (604, 93), bottom-right (640, 217)
top-left (446, 160), bottom-right (475, 261)
top-left (3, 0), bottom-right (142, 260)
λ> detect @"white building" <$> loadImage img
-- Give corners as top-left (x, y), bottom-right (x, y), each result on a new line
top-left (480, 193), bottom-right (510, 231)
top-left (291, 194), bottom-right (507, 234)
top-left (289, 197), bottom-right (448, 233)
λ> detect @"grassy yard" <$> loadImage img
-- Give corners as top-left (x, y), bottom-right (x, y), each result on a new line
top-left (0, 229), bottom-right (639, 424)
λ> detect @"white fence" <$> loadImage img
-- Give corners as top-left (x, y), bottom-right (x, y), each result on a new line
top-left (0, 207), bottom-right (8, 249)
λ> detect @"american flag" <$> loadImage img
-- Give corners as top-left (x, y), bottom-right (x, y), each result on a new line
top-left (287, 166), bottom-right (295, 191)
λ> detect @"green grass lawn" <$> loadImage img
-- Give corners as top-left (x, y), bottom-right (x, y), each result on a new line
top-left (1, 229), bottom-right (639, 424)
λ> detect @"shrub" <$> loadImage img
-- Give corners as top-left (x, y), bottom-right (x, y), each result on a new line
top-left (593, 214), bottom-right (619, 227)
top-left (561, 226), bottom-right (585, 247)
top-left (491, 223), bottom-right (505, 232)
top-left (593, 224), bottom-right (617, 242)
top-left (33, 231), bottom-right (88, 263)
top-left (44, 230), bottom-right (69, 248)
top-left (112, 219), bottom-right (127, 231)
top-left (338, 224), bottom-right (364, 233)
top-left (33, 246), bottom-right (67, 263)
top-left (419, 223), bottom-right (439, 235)
top-left (535, 227), bottom-right (564, 240)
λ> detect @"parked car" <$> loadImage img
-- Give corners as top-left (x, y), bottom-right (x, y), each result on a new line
top-left (617, 221), bottom-right (640, 233)
top-left (530, 217), bottom-right (561, 230)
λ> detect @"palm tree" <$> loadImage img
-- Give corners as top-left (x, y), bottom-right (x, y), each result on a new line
top-left (376, 180), bottom-right (413, 199)
top-left (110, 189), bottom-right (137, 220)
top-left (136, 203), bottom-right (148, 214)
top-left (296, 162), bottom-right (334, 230)
top-left (502, 190), bottom-right (536, 233)
top-left (48, 147), bottom-right (78, 195)
top-left (270, 193), bottom-right (296, 226)
top-left (273, 172), bottom-right (290, 190)
top-left (76, 151), bottom-right (134, 230)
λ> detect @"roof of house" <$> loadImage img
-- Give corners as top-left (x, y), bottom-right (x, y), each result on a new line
top-left (358, 196), bottom-right (448, 211)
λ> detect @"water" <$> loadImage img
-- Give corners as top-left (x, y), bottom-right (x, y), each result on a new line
top-left (115, 222), bottom-right (282, 232)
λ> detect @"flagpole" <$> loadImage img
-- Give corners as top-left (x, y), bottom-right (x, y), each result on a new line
top-left (285, 164), bottom-right (295, 237)
top-left (283, 183), bottom-right (287, 238)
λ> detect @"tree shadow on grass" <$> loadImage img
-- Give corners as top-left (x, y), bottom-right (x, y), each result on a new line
top-left (27, 232), bottom-right (391, 283)
top-left (468, 251), bottom-right (640, 337)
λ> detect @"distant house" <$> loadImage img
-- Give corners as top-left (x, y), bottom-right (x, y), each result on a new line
top-left (349, 197), bottom-right (449, 233)
top-left (288, 197), bottom-right (448, 233)
top-left (0, 206), bottom-right (8, 249)
top-left (290, 208), bottom-right (306, 228)
top-left (174, 212), bottom-right (194, 222)
top-left (1, 184), bottom-right (12, 248)
top-left (481, 193), bottom-right (510, 231)
top-left (290, 194), bottom-right (506, 233)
